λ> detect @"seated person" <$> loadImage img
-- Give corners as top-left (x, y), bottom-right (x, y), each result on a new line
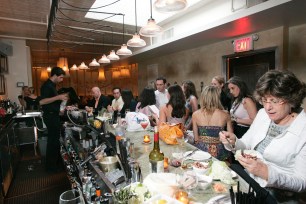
top-left (120, 89), bottom-right (137, 118)
top-left (192, 86), bottom-right (232, 161)
top-left (18, 86), bottom-right (30, 108)
top-left (24, 87), bottom-right (41, 110)
top-left (158, 85), bottom-right (188, 125)
top-left (86, 87), bottom-right (110, 115)
top-left (107, 87), bottom-right (124, 112)
top-left (220, 70), bottom-right (306, 203)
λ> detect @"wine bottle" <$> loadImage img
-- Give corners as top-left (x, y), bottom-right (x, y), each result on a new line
top-left (149, 126), bottom-right (164, 173)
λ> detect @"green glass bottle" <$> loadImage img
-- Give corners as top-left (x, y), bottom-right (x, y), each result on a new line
top-left (149, 126), bottom-right (164, 173)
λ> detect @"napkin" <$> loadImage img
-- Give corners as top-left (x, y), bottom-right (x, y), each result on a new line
top-left (143, 173), bottom-right (178, 197)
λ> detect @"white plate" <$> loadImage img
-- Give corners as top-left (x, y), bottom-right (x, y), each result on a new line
top-left (183, 151), bottom-right (211, 161)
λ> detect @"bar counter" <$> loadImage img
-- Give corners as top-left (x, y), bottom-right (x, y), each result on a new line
top-left (105, 124), bottom-right (232, 203)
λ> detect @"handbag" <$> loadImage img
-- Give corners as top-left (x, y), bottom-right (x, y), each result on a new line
top-left (230, 164), bottom-right (277, 204)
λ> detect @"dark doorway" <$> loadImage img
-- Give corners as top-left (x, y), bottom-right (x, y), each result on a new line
top-left (224, 49), bottom-right (275, 93)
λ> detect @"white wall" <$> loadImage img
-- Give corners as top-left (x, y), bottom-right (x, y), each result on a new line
top-left (0, 39), bottom-right (31, 104)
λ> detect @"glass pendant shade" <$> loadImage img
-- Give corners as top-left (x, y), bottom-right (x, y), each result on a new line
top-left (57, 57), bottom-right (68, 69)
top-left (154, 0), bottom-right (187, 12)
top-left (70, 64), bottom-right (78, 70)
top-left (112, 70), bottom-right (121, 79)
top-left (98, 69), bottom-right (106, 81)
top-left (89, 58), bottom-right (100, 66)
top-left (127, 33), bottom-right (146, 47)
top-left (40, 69), bottom-right (49, 81)
top-left (78, 62), bottom-right (89, 70)
top-left (140, 18), bottom-right (163, 37)
top-left (107, 50), bottom-right (120, 61)
top-left (120, 68), bottom-right (130, 78)
top-left (116, 44), bottom-right (132, 55)
top-left (98, 54), bottom-right (110, 64)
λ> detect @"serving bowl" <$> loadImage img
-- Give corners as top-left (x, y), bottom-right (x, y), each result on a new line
top-left (192, 161), bottom-right (210, 175)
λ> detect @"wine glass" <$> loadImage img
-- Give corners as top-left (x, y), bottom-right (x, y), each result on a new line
top-left (178, 170), bottom-right (198, 197)
top-left (140, 121), bottom-right (149, 131)
top-left (59, 189), bottom-right (85, 204)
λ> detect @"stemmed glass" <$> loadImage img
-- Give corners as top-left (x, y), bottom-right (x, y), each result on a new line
top-left (140, 120), bottom-right (149, 131)
top-left (176, 170), bottom-right (198, 197)
top-left (59, 189), bottom-right (85, 204)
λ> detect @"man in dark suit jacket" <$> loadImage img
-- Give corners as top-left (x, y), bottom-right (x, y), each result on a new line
top-left (85, 87), bottom-right (110, 115)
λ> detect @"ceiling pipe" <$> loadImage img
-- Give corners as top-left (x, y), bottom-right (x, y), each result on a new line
top-left (0, 35), bottom-right (119, 46)
top-left (0, 16), bottom-right (47, 25)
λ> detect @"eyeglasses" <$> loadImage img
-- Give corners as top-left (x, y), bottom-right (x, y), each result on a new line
top-left (260, 98), bottom-right (285, 105)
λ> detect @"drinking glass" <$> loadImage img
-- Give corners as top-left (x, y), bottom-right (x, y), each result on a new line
top-left (59, 189), bottom-right (85, 204)
top-left (177, 170), bottom-right (198, 197)
top-left (140, 121), bottom-right (149, 131)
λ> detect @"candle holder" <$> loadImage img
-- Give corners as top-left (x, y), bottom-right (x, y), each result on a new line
top-left (174, 190), bottom-right (189, 204)
top-left (142, 135), bottom-right (151, 144)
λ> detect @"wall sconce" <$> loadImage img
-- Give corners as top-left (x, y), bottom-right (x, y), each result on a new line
top-left (98, 69), bottom-right (106, 81)
top-left (40, 69), bottom-right (49, 81)
top-left (112, 69), bottom-right (121, 79)
top-left (120, 67), bottom-right (131, 78)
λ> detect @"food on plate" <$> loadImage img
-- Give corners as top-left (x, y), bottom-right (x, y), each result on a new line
top-left (131, 183), bottom-right (151, 203)
top-left (212, 182), bottom-right (227, 193)
top-left (235, 149), bottom-right (258, 160)
top-left (192, 161), bottom-right (210, 174)
top-left (193, 161), bottom-right (209, 169)
top-left (114, 183), bottom-right (151, 204)
top-left (209, 161), bottom-right (235, 185)
top-left (170, 159), bottom-right (181, 167)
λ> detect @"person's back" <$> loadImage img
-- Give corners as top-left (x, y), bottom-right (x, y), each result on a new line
top-left (192, 86), bottom-right (233, 161)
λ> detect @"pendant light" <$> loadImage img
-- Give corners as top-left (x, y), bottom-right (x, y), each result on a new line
top-left (78, 62), bottom-right (89, 70)
top-left (117, 15), bottom-right (132, 55)
top-left (127, 0), bottom-right (146, 47)
top-left (140, 0), bottom-right (163, 37)
top-left (89, 58), bottom-right (100, 67)
top-left (154, 0), bottom-right (187, 13)
top-left (70, 64), bottom-right (78, 70)
top-left (116, 44), bottom-right (132, 55)
top-left (98, 35), bottom-right (110, 64)
top-left (107, 28), bottom-right (120, 60)
top-left (107, 50), bottom-right (120, 61)
top-left (46, 46), bottom-right (52, 72)
top-left (98, 54), bottom-right (110, 64)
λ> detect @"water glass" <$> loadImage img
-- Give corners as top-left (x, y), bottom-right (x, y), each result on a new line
top-left (59, 189), bottom-right (85, 204)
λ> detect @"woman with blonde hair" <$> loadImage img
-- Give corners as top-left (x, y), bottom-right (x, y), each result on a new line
top-left (192, 85), bottom-right (233, 161)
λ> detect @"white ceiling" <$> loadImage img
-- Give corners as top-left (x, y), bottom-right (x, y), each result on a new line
top-left (85, 0), bottom-right (202, 27)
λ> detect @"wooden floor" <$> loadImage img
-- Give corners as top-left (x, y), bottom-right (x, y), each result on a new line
top-left (4, 145), bottom-right (70, 204)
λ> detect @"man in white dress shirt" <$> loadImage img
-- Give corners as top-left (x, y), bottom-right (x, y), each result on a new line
top-left (155, 77), bottom-right (169, 109)
top-left (107, 87), bottom-right (124, 112)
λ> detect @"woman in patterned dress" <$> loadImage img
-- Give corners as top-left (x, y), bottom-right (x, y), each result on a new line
top-left (192, 85), bottom-right (233, 161)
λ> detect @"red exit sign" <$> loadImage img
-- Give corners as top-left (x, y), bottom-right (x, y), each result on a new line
top-left (234, 35), bottom-right (254, 52)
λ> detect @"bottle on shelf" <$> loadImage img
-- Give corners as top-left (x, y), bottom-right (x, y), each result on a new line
top-left (149, 126), bottom-right (164, 173)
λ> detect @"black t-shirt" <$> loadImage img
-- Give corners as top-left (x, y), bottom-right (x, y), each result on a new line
top-left (40, 79), bottom-right (60, 113)
top-left (24, 96), bottom-right (40, 110)
top-left (86, 95), bottom-right (111, 115)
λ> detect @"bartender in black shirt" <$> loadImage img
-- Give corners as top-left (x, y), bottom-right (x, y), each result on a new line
top-left (39, 67), bottom-right (68, 172)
